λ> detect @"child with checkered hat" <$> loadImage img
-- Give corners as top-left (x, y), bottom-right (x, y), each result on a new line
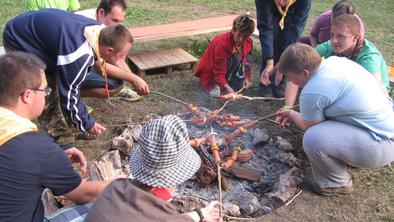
top-left (86, 115), bottom-right (222, 222)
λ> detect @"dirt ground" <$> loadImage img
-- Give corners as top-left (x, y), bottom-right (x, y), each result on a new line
top-left (77, 66), bottom-right (394, 221)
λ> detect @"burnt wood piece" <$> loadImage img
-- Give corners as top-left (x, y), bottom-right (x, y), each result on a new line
top-left (226, 165), bottom-right (262, 182)
top-left (196, 164), bottom-right (217, 185)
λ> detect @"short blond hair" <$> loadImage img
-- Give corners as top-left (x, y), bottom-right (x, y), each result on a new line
top-left (279, 43), bottom-right (322, 75)
top-left (332, 14), bottom-right (360, 35)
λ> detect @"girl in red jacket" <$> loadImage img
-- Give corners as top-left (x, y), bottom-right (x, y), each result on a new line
top-left (195, 14), bottom-right (255, 97)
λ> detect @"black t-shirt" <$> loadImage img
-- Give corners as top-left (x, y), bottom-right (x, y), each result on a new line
top-left (0, 132), bottom-right (81, 222)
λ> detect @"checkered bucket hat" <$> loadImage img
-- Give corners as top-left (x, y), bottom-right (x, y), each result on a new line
top-left (130, 115), bottom-right (201, 188)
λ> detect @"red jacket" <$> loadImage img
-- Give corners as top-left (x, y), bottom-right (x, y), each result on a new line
top-left (195, 32), bottom-right (253, 92)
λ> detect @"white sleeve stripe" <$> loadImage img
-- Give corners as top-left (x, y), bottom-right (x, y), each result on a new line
top-left (57, 41), bottom-right (94, 65)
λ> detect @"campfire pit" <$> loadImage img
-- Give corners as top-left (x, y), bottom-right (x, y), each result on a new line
top-left (100, 93), bottom-right (305, 219)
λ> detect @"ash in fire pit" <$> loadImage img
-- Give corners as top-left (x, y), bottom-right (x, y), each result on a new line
top-left (173, 111), bottom-right (305, 218)
top-left (108, 105), bottom-right (305, 219)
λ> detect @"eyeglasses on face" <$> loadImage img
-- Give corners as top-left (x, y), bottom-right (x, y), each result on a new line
top-left (30, 86), bottom-right (52, 96)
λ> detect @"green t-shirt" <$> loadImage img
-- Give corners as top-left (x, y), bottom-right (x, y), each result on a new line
top-left (26, 0), bottom-right (80, 12)
top-left (315, 39), bottom-right (389, 90)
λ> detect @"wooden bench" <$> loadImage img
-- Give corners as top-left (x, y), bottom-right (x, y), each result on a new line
top-left (126, 15), bottom-right (257, 77)
top-left (127, 47), bottom-right (198, 77)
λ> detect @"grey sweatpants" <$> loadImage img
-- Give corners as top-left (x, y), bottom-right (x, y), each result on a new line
top-left (303, 120), bottom-right (394, 189)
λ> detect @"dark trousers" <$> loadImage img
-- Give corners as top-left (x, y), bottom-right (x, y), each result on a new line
top-left (226, 53), bottom-right (252, 92)
top-left (255, 0), bottom-right (311, 95)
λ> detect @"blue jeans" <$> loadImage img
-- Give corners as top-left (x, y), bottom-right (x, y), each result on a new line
top-left (81, 68), bottom-right (123, 90)
top-left (43, 202), bottom-right (93, 222)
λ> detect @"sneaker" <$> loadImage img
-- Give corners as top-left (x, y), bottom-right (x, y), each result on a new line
top-left (87, 105), bottom-right (94, 114)
top-left (313, 179), bottom-right (354, 196)
top-left (114, 86), bottom-right (141, 102)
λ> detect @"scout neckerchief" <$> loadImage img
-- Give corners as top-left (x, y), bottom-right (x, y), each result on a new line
top-left (335, 38), bottom-right (364, 61)
top-left (0, 107), bottom-right (38, 146)
top-left (141, 184), bottom-right (172, 202)
top-left (348, 38), bottom-right (364, 61)
top-left (84, 25), bottom-right (110, 99)
top-left (275, 0), bottom-right (297, 30)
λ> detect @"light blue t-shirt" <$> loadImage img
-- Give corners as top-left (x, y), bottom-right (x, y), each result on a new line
top-left (300, 56), bottom-right (394, 140)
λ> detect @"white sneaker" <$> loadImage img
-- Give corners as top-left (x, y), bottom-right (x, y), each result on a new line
top-left (114, 86), bottom-right (141, 102)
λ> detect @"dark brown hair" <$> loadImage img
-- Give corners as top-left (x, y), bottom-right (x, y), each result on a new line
top-left (232, 14), bottom-right (255, 36)
top-left (99, 24), bottom-right (134, 51)
top-left (332, 0), bottom-right (355, 18)
top-left (96, 0), bottom-right (127, 15)
top-left (0, 52), bottom-right (45, 106)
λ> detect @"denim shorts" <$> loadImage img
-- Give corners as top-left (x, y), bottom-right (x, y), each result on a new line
top-left (81, 68), bottom-right (123, 90)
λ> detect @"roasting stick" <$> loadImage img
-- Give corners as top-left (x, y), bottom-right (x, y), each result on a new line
top-left (150, 91), bottom-right (189, 106)
top-left (285, 189), bottom-right (303, 206)
top-left (263, 118), bottom-right (304, 134)
top-left (212, 99), bottom-right (233, 115)
top-left (242, 95), bottom-right (284, 101)
top-left (150, 91), bottom-right (202, 116)
top-left (217, 165), bottom-right (223, 219)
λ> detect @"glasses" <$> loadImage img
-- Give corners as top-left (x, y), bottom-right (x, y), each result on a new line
top-left (31, 86), bottom-right (52, 96)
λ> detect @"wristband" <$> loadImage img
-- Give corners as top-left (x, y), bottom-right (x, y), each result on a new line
top-left (282, 105), bottom-right (293, 110)
top-left (194, 208), bottom-right (204, 222)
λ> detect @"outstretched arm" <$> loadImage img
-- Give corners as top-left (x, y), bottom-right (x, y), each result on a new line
top-left (65, 180), bottom-right (110, 204)
top-left (99, 59), bottom-right (149, 95)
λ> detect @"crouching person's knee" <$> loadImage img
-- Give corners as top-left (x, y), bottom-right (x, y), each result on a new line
top-left (302, 124), bottom-right (324, 157)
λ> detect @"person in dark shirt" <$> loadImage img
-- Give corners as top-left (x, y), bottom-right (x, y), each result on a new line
top-left (0, 52), bottom-right (109, 222)
top-left (3, 9), bottom-right (148, 149)
top-left (255, 0), bottom-right (311, 98)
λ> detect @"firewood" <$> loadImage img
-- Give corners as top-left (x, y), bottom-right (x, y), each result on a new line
top-left (237, 149), bottom-right (254, 163)
top-left (226, 165), bottom-right (262, 182)
top-left (196, 164), bottom-right (217, 185)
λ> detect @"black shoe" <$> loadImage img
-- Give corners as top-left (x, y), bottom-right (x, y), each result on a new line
top-left (259, 84), bottom-right (273, 97)
top-left (272, 85), bottom-right (285, 98)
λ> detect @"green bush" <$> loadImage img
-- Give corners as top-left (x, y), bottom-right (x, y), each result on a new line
top-left (186, 38), bottom-right (210, 58)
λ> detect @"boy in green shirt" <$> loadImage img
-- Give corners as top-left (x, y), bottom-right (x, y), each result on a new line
top-left (282, 14), bottom-right (389, 109)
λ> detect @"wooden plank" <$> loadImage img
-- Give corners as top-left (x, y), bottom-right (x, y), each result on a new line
top-left (136, 53), bottom-right (156, 69)
top-left (176, 48), bottom-right (199, 62)
top-left (129, 15), bottom-right (238, 43)
top-left (152, 49), bottom-right (174, 66)
top-left (227, 165), bottom-right (263, 182)
top-left (167, 48), bottom-right (185, 64)
top-left (127, 48), bottom-right (198, 73)
top-left (147, 51), bottom-right (168, 67)
top-left (128, 54), bottom-right (148, 70)
top-left (172, 48), bottom-right (194, 62)
top-left (166, 66), bottom-right (173, 76)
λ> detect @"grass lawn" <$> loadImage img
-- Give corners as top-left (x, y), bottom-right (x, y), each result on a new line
top-left (1, 0), bottom-right (393, 63)
top-left (1, 0), bottom-right (393, 221)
